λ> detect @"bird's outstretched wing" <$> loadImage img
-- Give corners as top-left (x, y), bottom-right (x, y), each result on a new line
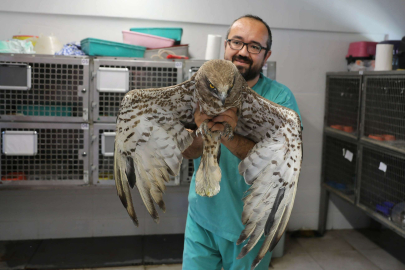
top-left (235, 87), bottom-right (302, 269)
top-left (114, 78), bottom-right (196, 225)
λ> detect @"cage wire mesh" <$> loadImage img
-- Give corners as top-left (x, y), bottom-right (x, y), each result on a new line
top-left (98, 65), bottom-right (178, 118)
top-left (323, 135), bottom-right (357, 197)
top-left (1, 127), bottom-right (85, 181)
top-left (0, 61), bottom-right (84, 118)
top-left (359, 147), bottom-right (405, 221)
top-left (363, 76), bottom-right (405, 149)
top-left (326, 77), bottom-right (361, 135)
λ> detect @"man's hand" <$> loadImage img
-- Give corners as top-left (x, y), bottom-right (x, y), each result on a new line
top-left (209, 107), bottom-right (238, 141)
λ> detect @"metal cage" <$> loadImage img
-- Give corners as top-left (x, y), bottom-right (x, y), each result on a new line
top-left (183, 60), bottom-right (207, 81)
top-left (0, 54), bottom-right (90, 122)
top-left (325, 73), bottom-right (362, 138)
top-left (0, 122), bottom-right (90, 186)
top-left (358, 145), bottom-right (405, 231)
top-left (361, 73), bottom-right (405, 154)
top-left (91, 58), bottom-right (183, 123)
top-left (91, 123), bottom-right (192, 186)
top-left (262, 61), bottom-right (276, 80)
top-left (322, 133), bottom-right (358, 202)
top-left (182, 60), bottom-right (276, 81)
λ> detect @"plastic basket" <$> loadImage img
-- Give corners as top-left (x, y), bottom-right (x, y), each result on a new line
top-left (81, 38), bottom-right (146, 57)
top-left (122, 31), bottom-right (175, 49)
top-left (129, 28), bottom-right (183, 43)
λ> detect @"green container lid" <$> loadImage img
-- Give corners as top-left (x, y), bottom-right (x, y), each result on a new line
top-left (129, 28), bottom-right (183, 43)
top-left (81, 38), bottom-right (146, 57)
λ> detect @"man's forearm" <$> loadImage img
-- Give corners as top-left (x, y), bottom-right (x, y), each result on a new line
top-left (182, 132), bottom-right (203, 159)
top-left (221, 133), bottom-right (255, 160)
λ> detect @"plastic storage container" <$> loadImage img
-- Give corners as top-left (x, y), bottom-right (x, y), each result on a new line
top-left (143, 44), bottom-right (189, 59)
top-left (81, 38), bottom-right (146, 57)
top-left (346, 41), bottom-right (378, 71)
top-left (130, 28), bottom-right (183, 44)
top-left (346, 41), bottom-right (378, 58)
top-left (122, 31), bottom-right (175, 49)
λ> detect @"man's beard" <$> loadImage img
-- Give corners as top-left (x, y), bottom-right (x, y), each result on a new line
top-left (232, 55), bottom-right (263, 81)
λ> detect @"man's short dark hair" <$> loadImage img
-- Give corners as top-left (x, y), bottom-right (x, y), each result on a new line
top-left (226, 14), bottom-right (272, 51)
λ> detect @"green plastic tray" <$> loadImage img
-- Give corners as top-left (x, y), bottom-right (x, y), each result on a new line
top-left (17, 105), bottom-right (72, 116)
top-left (81, 38), bottom-right (146, 57)
top-left (129, 28), bottom-right (183, 42)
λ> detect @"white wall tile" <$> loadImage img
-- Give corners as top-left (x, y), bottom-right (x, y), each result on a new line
top-left (145, 216), bottom-right (187, 235)
top-left (92, 218), bottom-right (145, 237)
top-left (297, 165), bottom-right (322, 191)
top-left (37, 219), bottom-right (92, 239)
top-left (287, 212), bottom-right (319, 231)
top-left (0, 220), bottom-right (39, 240)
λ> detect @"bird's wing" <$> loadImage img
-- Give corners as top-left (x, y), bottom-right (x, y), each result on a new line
top-left (114, 78), bottom-right (196, 225)
top-left (235, 87), bottom-right (302, 269)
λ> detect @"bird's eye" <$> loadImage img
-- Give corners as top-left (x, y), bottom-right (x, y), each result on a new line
top-left (209, 84), bottom-right (215, 89)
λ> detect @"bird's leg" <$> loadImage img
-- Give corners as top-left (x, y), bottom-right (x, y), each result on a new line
top-left (222, 122), bottom-right (234, 141)
top-left (195, 129), bottom-right (222, 197)
top-left (196, 119), bottom-right (210, 137)
top-left (194, 119), bottom-right (222, 197)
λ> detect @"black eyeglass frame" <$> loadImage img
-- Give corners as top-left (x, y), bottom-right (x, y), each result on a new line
top-left (226, 39), bottom-right (269, 54)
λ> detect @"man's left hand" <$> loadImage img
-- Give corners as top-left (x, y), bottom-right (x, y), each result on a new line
top-left (208, 108), bottom-right (238, 139)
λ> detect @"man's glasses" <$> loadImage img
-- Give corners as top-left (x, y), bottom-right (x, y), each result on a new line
top-left (226, 39), bottom-right (268, 54)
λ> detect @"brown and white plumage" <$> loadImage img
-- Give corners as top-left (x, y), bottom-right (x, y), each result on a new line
top-left (114, 59), bottom-right (302, 269)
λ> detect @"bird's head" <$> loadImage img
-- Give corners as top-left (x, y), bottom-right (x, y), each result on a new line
top-left (195, 59), bottom-right (245, 108)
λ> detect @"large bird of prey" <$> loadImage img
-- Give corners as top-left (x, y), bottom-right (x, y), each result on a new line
top-left (114, 59), bottom-right (302, 269)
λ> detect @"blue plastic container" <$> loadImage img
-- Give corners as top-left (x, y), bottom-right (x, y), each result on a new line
top-left (129, 28), bottom-right (183, 43)
top-left (81, 38), bottom-right (146, 57)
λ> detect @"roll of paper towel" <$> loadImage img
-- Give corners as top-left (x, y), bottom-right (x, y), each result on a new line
top-left (375, 44), bottom-right (393, 71)
top-left (205, 34), bottom-right (222, 60)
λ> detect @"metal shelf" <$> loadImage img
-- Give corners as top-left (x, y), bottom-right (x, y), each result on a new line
top-left (319, 71), bottom-right (405, 238)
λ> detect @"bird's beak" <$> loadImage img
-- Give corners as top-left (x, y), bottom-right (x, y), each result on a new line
top-left (220, 93), bottom-right (227, 105)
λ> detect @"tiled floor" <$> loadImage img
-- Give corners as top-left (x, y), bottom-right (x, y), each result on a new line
top-left (67, 229), bottom-right (405, 270)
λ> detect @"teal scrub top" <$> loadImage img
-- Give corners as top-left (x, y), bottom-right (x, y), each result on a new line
top-left (188, 74), bottom-right (302, 242)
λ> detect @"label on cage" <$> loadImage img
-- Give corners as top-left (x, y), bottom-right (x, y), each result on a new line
top-left (378, 162), bottom-right (387, 172)
top-left (81, 123), bottom-right (89, 130)
top-left (81, 59), bottom-right (89, 66)
top-left (344, 150), bottom-right (353, 162)
top-left (175, 62), bottom-right (183, 68)
top-left (359, 70), bottom-right (363, 75)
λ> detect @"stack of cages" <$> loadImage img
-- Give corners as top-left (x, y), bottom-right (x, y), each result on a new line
top-left (322, 73), bottom-right (363, 201)
top-left (91, 58), bottom-right (190, 186)
top-left (358, 71), bottom-right (405, 235)
top-left (0, 54), bottom-right (91, 186)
